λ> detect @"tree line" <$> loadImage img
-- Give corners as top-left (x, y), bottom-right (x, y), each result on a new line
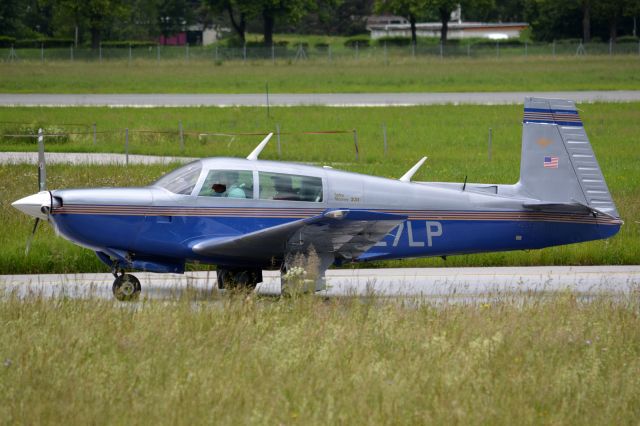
top-left (0, 0), bottom-right (638, 48)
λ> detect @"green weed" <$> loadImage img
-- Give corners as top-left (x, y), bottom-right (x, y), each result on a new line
top-left (0, 293), bottom-right (639, 424)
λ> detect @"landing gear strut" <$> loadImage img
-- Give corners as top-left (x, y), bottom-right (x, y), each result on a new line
top-left (216, 267), bottom-right (262, 290)
top-left (112, 272), bottom-right (141, 301)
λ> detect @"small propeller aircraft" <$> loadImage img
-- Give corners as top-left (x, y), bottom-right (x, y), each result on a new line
top-left (13, 97), bottom-right (622, 300)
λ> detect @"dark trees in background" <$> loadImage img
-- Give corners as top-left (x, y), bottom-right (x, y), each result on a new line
top-left (207, 0), bottom-right (255, 43)
top-left (375, 0), bottom-right (428, 44)
top-left (1, 0), bottom-right (639, 44)
top-left (257, 0), bottom-right (317, 45)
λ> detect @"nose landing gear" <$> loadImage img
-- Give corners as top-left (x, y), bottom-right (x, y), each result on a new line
top-left (112, 272), bottom-right (141, 301)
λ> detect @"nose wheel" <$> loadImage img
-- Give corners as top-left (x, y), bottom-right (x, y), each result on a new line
top-left (112, 274), bottom-right (141, 301)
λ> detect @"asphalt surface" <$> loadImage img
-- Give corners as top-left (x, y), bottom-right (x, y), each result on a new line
top-left (2, 91), bottom-right (640, 107)
top-left (2, 266), bottom-right (638, 301)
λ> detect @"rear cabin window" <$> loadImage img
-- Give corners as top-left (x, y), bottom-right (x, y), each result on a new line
top-left (199, 170), bottom-right (253, 199)
top-left (259, 172), bottom-right (323, 202)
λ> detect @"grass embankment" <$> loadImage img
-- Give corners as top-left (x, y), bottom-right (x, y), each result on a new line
top-left (1, 56), bottom-right (639, 93)
top-left (1, 293), bottom-right (639, 424)
top-left (0, 104), bottom-right (637, 274)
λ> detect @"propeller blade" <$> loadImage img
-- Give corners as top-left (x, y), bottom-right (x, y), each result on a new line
top-left (25, 218), bottom-right (40, 256)
top-left (38, 128), bottom-right (46, 191)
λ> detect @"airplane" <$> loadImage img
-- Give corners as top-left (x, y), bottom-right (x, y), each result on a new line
top-left (12, 97), bottom-right (622, 300)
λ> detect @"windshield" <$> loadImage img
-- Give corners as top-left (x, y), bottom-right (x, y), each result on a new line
top-left (153, 161), bottom-right (202, 195)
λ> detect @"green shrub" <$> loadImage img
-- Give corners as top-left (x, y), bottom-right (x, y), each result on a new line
top-left (472, 38), bottom-right (523, 47)
top-left (101, 41), bottom-right (157, 48)
top-left (0, 123), bottom-right (69, 144)
top-left (0, 36), bottom-right (16, 47)
top-left (616, 35), bottom-right (639, 43)
top-left (15, 38), bottom-right (73, 48)
top-left (314, 42), bottom-right (329, 51)
top-left (344, 36), bottom-right (370, 48)
top-left (376, 37), bottom-right (412, 46)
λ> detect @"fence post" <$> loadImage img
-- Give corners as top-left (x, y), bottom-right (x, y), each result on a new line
top-left (552, 40), bottom-right (556, 56)
top-left (271, 43), bottom-right (275, 64)
top-left (467, 43), bottom-right (471, 57)
top-left (93, 123), bottom-right (96, 146)
top-left (125, 128), bottom-right (129, 166)
top-left (355, 41), bottom-right (359, 60)
top-left (243, 43), bottom-right (247, 62)
top-left (353, 129), bottom-right (359, 161)
top-left (609, 38), bottom-right (613, 55)
top-left (488, 128), bottom-right (492, 161)
top-left (99, 42), bottom-right (103, 62)
top-left (496, 41), bottom-right (500, 57)
top-left (525, 41), bottom-right (528, 57)
top-left (439, 42), bottom-right (443, 59)
top-left (179, 121), bottom-right (184, 152)
top-left (266, 82), bottom-right (270, 119)
top-left (382, 123), bottom-right (388, 155)
top-left (128, 43), bottom-right (132, 65)
top-left (412, 41), bottom-right (416, 58)
top-left (70, 44), bottom-right (74, 61)
top-left (328, 44), bottom-right (332, 62)
top-left (41, 43), bottom-right (44, 63)
top-left (276, 123), bottom-right (281, 158)
top-left (215, 45), bottom-right (218, 62)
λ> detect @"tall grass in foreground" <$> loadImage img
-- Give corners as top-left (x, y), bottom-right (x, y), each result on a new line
top-left (1, 292), bottom-right (639, 424)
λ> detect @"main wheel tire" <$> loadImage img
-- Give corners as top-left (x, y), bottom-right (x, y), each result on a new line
top-left (112, 274), bottom-right (141, 301)
top-left (217, 268), bottom-right (262, 290)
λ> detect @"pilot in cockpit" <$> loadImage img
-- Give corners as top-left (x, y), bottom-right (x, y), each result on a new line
top-left (210, 171), bottom-right (246, 198)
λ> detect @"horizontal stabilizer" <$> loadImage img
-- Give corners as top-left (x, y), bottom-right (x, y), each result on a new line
top-left (523, 200), bottom-right (622, 222)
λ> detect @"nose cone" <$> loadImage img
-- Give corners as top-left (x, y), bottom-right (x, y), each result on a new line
top-left (12, 191), bottom-right (51, 220)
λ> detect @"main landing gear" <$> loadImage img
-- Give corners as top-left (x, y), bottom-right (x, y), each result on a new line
top-left (216, 267), bottom-right (263, 290)
top-left (112, 270), bottom-right (141, 301)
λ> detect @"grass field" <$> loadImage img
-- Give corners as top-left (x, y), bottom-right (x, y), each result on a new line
top-left (1, 292), bottom-right (639, 424)
top-left (0, 103), bottom-right (638, 274)
top-left (1, 56), bottom-right (640, 93)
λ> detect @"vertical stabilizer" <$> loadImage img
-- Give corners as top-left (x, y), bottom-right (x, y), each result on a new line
top-left (518, 97), bottom-right (619, 218)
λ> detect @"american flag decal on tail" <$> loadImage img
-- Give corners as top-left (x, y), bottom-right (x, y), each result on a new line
top-left (543, 156), bottom-right (559, 168)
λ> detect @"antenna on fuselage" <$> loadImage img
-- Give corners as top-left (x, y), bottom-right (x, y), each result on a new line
top-left (247, 132), bottom-right (273, 161)
top-left (399, 157), bottom-right (427, 182)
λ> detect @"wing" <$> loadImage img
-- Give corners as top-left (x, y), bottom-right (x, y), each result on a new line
top-left (190, 209), bottom-right (407, 262)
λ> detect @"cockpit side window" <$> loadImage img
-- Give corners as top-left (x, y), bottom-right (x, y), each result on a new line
top-left (153, 161), bottom-right (202, 195)
top-left (259, 172), bottom-right (323, 202)
top-left (199, 170), bottom-right (254, 199)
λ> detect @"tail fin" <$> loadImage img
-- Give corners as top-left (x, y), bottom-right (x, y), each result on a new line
top-left (518, 97), bottom-right (619, 218)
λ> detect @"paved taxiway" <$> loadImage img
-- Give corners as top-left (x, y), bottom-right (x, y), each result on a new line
top-left (2, 266), bottom-right (639, 301)
top-left (2, 91), bottom-right (640, 107)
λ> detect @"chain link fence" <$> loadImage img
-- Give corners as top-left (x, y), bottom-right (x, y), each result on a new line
top-left (2, 40), bottom-right (640, 63)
